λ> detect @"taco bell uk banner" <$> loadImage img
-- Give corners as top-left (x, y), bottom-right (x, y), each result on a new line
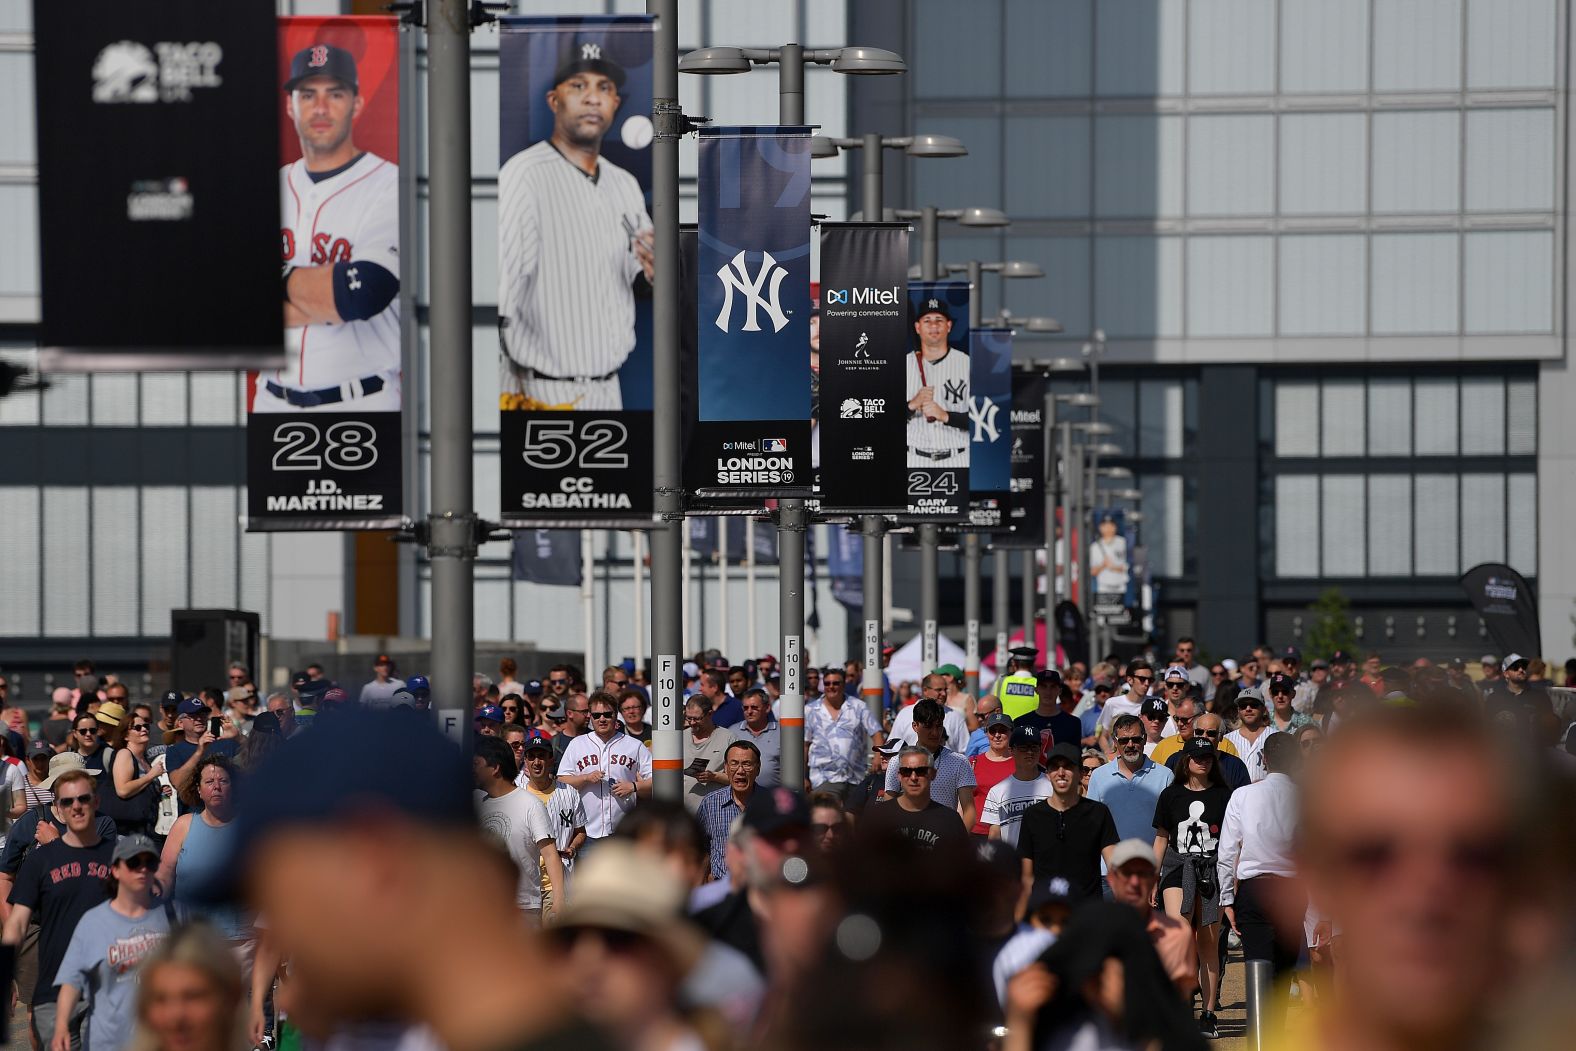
top-left (817, 223), bottom-right (910, 512)
top-left (687, 126), bottom-right (813, 498)
top-left (967, 327), bottom-right (1013, 529)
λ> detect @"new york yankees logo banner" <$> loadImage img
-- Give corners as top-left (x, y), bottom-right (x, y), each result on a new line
top-left (967, 327), bottom-right (1014, 530)
top-left (685, 126), bottom-right (813, 499)
top-left (818, 222), bottom-right (909, 512)
top-left (899, 281), bottom-right (973, 522)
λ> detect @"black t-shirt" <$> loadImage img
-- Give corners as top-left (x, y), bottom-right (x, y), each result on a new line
top-left (858, 798), bottom-right (970, 853)
top-left (9, 836), bottom-right (117, 1004)
top-left (1152, 782), bottom-right (1232, 857)
top-left (40, 718), bottom-right (72, 749)
top-left (845, 770), bottom-right (884, 816)
top-left (75, 745), bottom-right (107, 776)
top-left (1016, 797), bottom-right (1118, 902)
top-left (1013, 710), bottom-right (1085, 764)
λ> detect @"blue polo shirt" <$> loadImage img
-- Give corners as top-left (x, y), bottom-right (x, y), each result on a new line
top-left (1085, 756), bottom-right (1173, 843)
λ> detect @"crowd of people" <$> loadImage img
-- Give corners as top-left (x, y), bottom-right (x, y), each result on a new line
top-left (0, 642), bottom-right (1570, 1051)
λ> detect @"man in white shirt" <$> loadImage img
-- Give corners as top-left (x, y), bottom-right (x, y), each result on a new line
top-left (1224, 687), bottom-right (1280, 782)
top-left (1096, 661), bottom-right (1154, 754)
top-left (473, 737), bottom-right (564, 924)
top-left (358, 654), bottom-right (406, 708)
top-left (1218, 732), bottom-right (1301, 984)
top-left (983, 726), bottom-right (1052, 847)
top-left (888, 673), bottom-right (969, 753)
top-left (556, 691), bottom-right (653, 855)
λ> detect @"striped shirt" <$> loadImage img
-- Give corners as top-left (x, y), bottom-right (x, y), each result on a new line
top-left (884, 745), bottom-right (977, 806)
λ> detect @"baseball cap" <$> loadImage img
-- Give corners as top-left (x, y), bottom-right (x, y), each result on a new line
top-left (1481, 654), bottom-right (1500, 666)
top-left (1182, 736), bottom-right (1217, 759)
top-left (176, 698), bottom-right (207, 719)
top-left (545, 708), bottom-right (567, 724)
top-left (1027, 875), bottom-right (1074, 912)
top-left (1093, 680), bottom-right (1114, 694)
top-left (373, 654), bottom-right (394, 667)
top-left (741, 786), bottom-right (810, 838)
top-left (406, 675), bottom-right (431, 694)
top-left (1139, 697), bottom-right (1168, 720)
top-left (1267, 672), bottom-right (1296, 694)
top-left (1234, 688), bottom-right (1266, 709)
top-left (553, 35), bottom-right (627, 90)
top-left (915, 295), bottom-right (951, 323)
top-left (1161, 666), bottom-right (1188, 684)
top-left (523, 678), bottom-right (544, 697)
top-left (112, 833), bottom-right (161, 865)
top-left (159, 690), bottom-right (183, 709)
top-left (284, 44), bottom-right (358, 94)
top-left (1008, 725), bottom-right (1041, 751)
top-left (1311, 658), bottom-right (1330, 670)
top-left (984, 712), bottom-right (1014, 732)
top-left (298, 679), bottom-right (329, 702)
top-left (934, 663), bottom-right (963, 680)
top-left (759, 653), bottom-right (778, 664)
top-left (1330, 650), bottom-right (1352, 664)
top-left (1280, 645), bottom-right (1302, 662)
top-left (475, 704), bottom-right (504, 723)
top-left (290, 671), bottom-right (310, 690)
top-left (1220, 659), bottom-right (1239, 674)
top-left (1035, 669), bottom-right (1063, 686)
top-left (682, 661), bottom-right (700, 680)
top-left (321, 687), bottom-right (350, 707)
top-left (1046, 742), bottom-right (1081, 767)
top-left (1503, 653), bottom-right (1529, 670)
top-left (250, 712), bottom-right (283, 736)
top-left (1108, 838), bottom-right (1158, 872)
top-left (875, 738), bottom-right (906, 757)
top-left (975, 839), bottom-right (1021, 881)
top-left (521, 729), bottom-right (554, 755)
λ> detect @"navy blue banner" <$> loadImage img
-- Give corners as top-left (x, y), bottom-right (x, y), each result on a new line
top-left (826, 523), bottom-right (863, 610)
top-left (967, 327), bottom-right (1013, 529)
top-left (512, 529), bottom-right (583, 586)
top-left (902, 280), bottom-right (972, 521)
top-left (999, 368), bottom-right (1046, 547)
top-left (688, 126), bottom-right (813, 496)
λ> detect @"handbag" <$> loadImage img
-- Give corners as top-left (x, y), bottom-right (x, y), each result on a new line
top-left (95, 747), bottom-right (161, 829)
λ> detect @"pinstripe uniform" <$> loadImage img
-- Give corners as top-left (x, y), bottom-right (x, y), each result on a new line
top-left (906, 346), bottom-right (971, 467)
top-left (556, 729), bottom-right (652, 839)
top-left (257, 152), bottom-right (401, 412)
top-left (498, 141), bottom-right (649, 410)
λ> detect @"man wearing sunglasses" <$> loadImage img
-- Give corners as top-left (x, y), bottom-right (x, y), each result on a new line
top-left (1087, 714), bottom-right (1173, 862)
top-left (1095, 661), bottom-right (1153, 755)
top-left (1225, 684), bottom-right (1282, 783)
top-left (556, 692), bottom-right (652, 857)
top-left (858, 746), bottom-right (968, 854)
top-left (1017, 743), bottom-right (1119, 907)
top-left (881, 700), bottom-right (976, 831)
top-left (1149, 699), bottom-right (1241, 767)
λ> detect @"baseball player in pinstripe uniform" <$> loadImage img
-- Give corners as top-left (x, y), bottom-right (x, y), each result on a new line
top-left (497, 38), bottom-right (654, 412)
top-left (905, 296), bottom-right (971, 468)
top-left (259, 44), bottom-right (401, 413)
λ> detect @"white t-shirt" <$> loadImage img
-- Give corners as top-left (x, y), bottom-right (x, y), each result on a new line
top-left (1097, 694), bottom-right (1144, 736)
top-left (475, 788), bottom-right (555, 910)
top-left (888, 703), bottom-right (969, 754)
top-left (981, 773), bottom-right (1053, 848)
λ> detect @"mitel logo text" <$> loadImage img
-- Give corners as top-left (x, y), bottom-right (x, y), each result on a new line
top-left (823, 286), bottom-right (900, 306)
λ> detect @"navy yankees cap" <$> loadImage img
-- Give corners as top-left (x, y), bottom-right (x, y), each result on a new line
top-left (284, 44), bottom-right (359, 94)
top-left (915, 296), bottom-right (951, 323)
top-left (553, 36), bottom-right (627, 90)
top-left (1008, 725), bottom-right (1040, 750)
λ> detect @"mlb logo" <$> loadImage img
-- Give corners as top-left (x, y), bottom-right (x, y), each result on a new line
top-left (762, 437), bottom-right (788, 453)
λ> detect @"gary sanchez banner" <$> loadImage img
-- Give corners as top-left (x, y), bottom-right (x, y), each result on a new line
top-left (1001, 366), bottom-right (1045, 547)
top-left (35, 0), bottom-right (282, 371)
top-left (967, 326), bottom-right (1013, 530)
top-left (817, 223), bottom-right (909, 512)
top-left (687, 126), bottom-right (813, 498)
top-left (497, 15), bottom-right (656, 526)
top-left (901, 281), bottom-right (972, 521)
top-left (247, 15), bottom-right (404, 530)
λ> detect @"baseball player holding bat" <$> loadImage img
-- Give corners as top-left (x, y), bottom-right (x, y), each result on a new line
top-left (258, 44), bottom-right (401, 413)
top-left (905, 296), bottom-right (970, 468)
top-left (498, 36), bottom-right (655, 412)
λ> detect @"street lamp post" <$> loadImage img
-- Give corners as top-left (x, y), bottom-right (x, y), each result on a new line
top-left (681, 42), bottom-right (905, 790)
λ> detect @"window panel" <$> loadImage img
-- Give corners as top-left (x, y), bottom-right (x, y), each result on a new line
top-left (1006, 117), bottom-right (1090, 219)
top-left (1140, 474), bottom-right (1185, 578)
top-left (1460, 474), bottom-right (1505, 568)
top-left (1459, 376), bottom-right (1505, 455)
top-left (0, 0), bottom-right (29, 32)
top-left (471, 65), bottom-right (500, 180)
top-left (1321, 380), bottom-right (1366, 456)
top-left (1006, 0), bottom-right (1092, 97)
top-left (1413, 377), bottom-right (1459, 454)
top-left (1279, 114), bottom-right (1366, 216)
top-left (1095, 116), bottom-right (1184, 218)
top-left (141, 487), bottom-right (189, 636)
top-left (1188, 0), bottom-right (1275, 95)
top-left (476, 575), bottom-right (513, 640)
top-left (43, 487), bottom-right (89, 637)
top-left (1186, 236), bottom-right (1273, 337)
top-left (0, 349), bottom-right (40, 425)
top-left (0, 185), bottom-right (39, 301)
top-left (0, 487), bottom-right (40, 636)
top-left (474, 447), bottom-right (501, 521)
top-left (91, 488), bottom-right (140, 636)
top-left (1367, 378), bottom-right (1412, 455)
top-left (1374, 0), bottom-right (1462, 91)
top-left (1368, 474), bottom-right (1413, 575)
top-left (1097, 0), bottom-right (1186, 96)
top-left (708, 1), bottom-right (797, 54)
top-left (1279, 236), bottom-right (1365, 336)
top-left (190, 487), bottom-right (238, 608)
top-left (1005, 237), bottom-right (1090, 338)
top-left (1463, 231), bottom-right (1553, 334)
top-left (90, 374), bottom-right (138, 426)
top-left (0, 52), bottom-right (34, 167)
top-left (1506, 377), bottom-right (1537, 454)
top-left (1281, 0), bottom-right (1369, 93)
top-left (472, 196), bottom-right (499, 308)
top-left (1275, 475), bottom-right (1320, 577)
top-left (42, 374), bottom-right (88, 426)
top-left (1139, 380), bottom-right (1184, 458)
top-left (473, 323), bottom-right (501, 433)
top-left (912, 117), bottom-right (1002, 211)
top-left (1414, 474), bottom-right (1459, 573)
top-left (1094, 236), bottom-right (1183, 338)
top-left (1372, 111), bottom-right (1460, 214)
top-left (1465, 110), bottom-right (1555, 213)
top-left (1186, 115), bottom-right (1274, 217)
top-left (240, 502), bottom-right (271, 636)
top-left (914, 0), bottom-right (1002, 97)
top-left (189, 372), bottom-right (239, 426)
top-left (1466, 0), bottom-right (1557, 89)
top-left (139, 374), bottom-right (188, 426)
top-left (1507, 473), bottom-right (1536, 575)
top-left (1274, 382), bottom-right (1320, 456)
top-left (1371, 234), bottom-right (1458, 335)
top-left (1321, 475), bottom-right (1366, 576)
top-left (1098, 378), bottom-right (1136, 457)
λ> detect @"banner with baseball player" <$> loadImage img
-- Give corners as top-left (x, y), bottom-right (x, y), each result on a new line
top-left (35, 0), bottom-right (282, 371)
top-left (1000, 366), bottom-right (1046, 547)
top-left (686, 126), bottom-right (814, 499)
top-left (817, 223), bottom-right (910, 513)
top-left (246, 15), bottom-right (404, 530)
top-left (966, 326), bottom-right (1014, 530)
top-left (901, 281), bottom-right (973, 522)
top-left (497, 16), bottom-right (657, 526)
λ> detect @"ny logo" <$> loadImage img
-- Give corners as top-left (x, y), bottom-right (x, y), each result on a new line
top-left (944, 378), bottom-right (967, 404)
top-left (969, 396), bottom-right (1000, 443)
top-left (581, 42), bottom-right (602, 61)
top-left (715, 250), bottom-right (789, 333)
top-left (347, 266), bottom-right (361, 291)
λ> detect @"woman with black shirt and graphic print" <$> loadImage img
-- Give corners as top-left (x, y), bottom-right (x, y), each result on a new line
top-left (1151, 735), bottom-right (1232, 1039)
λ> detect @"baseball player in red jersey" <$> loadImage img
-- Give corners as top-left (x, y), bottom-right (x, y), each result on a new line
top-left (258, 44), bottom-right (401, 413)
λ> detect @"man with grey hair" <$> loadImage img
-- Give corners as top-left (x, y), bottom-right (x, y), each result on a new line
top-left (859, 745), bottom-right (969, 853)
top-left (682, 695), bottom-right (735, 814)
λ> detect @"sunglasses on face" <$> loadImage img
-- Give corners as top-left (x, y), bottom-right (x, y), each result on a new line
top-left (1082, 764), bottom-right (1102, 775)
top-left (1239, 701), bottom-right (1266, 712)
top-left (1211, 669), bottom-right (1226, 677)
top-left (1132, 675), bottom-right (1154, 684)
top-left (898, 766), bottom-right (931, 778)
top-left (57, 793), bottom-right (94, 808)
top-left (1174, 714), bottom-right (1195, 725)
top-left (119, 855), bottom-right (157, 872)
top-left (228, 674), bottom-right (245, 681)
top-left (75, 726), bottom-right (97, 736)
top-left (1115, 735), bottom-right (1144, 746)
top-left (130, 723), bottom-right (150, 732)
top-left (986, 725), bottom-right (1010, 735)
top-left (810, 822), bottom-right (842, 837)
top-left (549, 678), bottom-right (569, 686)
top-left (1197, 729), bottom-right (1221, 739)
top-left (590, 711), bottom-right (616, 720)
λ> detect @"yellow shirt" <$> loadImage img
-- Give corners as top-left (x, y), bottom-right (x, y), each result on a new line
top-left (1149, 733), bottom-right (1240, 765)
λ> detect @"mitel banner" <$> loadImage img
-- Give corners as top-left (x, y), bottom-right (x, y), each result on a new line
top-left (1460, 563), bottom-right (1542, 658)
top-left (247, 15), bottom-right (404, 530)
top-left (686, 126), bottom-right (814, 498)
top-left (497, 15), bottom-right (656, 526)
top-left (35, 0), bottom-right (282, 371)
top-left (817, 223), bottom-right (909, 512)
top-left (901, 281), bottom-right (972, 521)
top-left (1001, 367), bottom-right (1046, 547)
top-left (967, 326), bottom-right (1013, 530)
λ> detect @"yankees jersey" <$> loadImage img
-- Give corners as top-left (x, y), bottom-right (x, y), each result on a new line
top-left (556, 730), bottom-right (653, 838)
top-left (906, 347), bottom-right (971, 457)
top-left (277, 152), bottom-right (401, 389)
top-left (498, 142), bottom-right (648, 378)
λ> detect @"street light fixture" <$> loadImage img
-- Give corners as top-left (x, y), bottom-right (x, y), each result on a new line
top-left (679, 45), bottom-right (908, 75)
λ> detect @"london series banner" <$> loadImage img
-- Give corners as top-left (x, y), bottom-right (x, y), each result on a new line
top-left (497, 16), bottom-right (656, 526)
top-left (967, 326), bottom-right (1013, 529)
top-left (35, 0), bottom-right (282, 371)
top-left (686, 126), bottom-right (814, 498)
top-left (1001, 367), bottom-right (1046, 547)
top-left (817, 223), bottom-right (909, 511)
top-left (246, 15), bottom-right (403, 530)
top-left (901, 281), bottom-right (972, 521)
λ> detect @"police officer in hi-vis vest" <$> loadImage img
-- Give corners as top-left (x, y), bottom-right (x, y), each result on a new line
top-left (995, 646), bottom-right (1041, 719)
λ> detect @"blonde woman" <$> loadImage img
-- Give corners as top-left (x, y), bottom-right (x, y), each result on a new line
top-left (127, 923), bottom-right (248, 1051)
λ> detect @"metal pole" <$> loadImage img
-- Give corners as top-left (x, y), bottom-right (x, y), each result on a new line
top-left (1082, 355), bottom-right (1100, 620)
top-left (425, 0), bottom-right (475, 714)
top-left (681, 531), bottom-right (692, 654)
top-left (776, 45), bottom-right (807, 791)
top-left (647, 0), bottom-right (683, 799)
top-left (1059, 419), bottom-right (1074, 604)
top-left (745, 517), bottom-right (757, 656)
top-left (632, 530), bottom-right (645, 671)
top-left (1043, 386), bottom-right (1058, 665)
top-left (1020, 548), bottom-right (1034, 654)
top-left (1244, 959), bottom-right (1273, 1051)
top-left (993, 547), bottom-right (1009, 671)
top-left (581, 530), bottom-right (595, 675)
top-left (917, 210), bottom-right (947, 671)
top-left (860, 140), bottom-right (887, 727)
top-left (718, 518), bottom-right (730, 658)
top-left (963, 532), bottom-right (981, 696)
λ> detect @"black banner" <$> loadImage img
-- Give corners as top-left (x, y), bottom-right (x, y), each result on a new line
top-left (246, 412), bottom-right (402, 526)
top-left (818, 223), bottom-right (909, 511)
top-left (512, 529), bottom-right (583, 587)
top-left (1001, 368), bottom-right (1046, 547)
top-left (1460, 563), bottom-right (1541, 658)
top-left (901, 281), bottom-right (971, 521)
top-left (35, 0), bottom-right (282, 371)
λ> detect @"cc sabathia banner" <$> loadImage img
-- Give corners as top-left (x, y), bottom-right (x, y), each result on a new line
top-left (247, 15), bottom-right (403, 530)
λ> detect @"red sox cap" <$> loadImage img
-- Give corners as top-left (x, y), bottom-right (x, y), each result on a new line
top-left (284, 44), bottom-right (359, 94)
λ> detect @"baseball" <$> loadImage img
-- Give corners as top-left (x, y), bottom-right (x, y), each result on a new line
top-left (621, 114), bottom-right (654, 150)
